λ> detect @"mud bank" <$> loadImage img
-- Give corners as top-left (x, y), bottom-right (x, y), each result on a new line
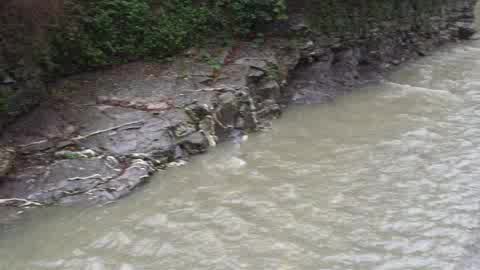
top-left (0, 0), bottom-right (477, 209)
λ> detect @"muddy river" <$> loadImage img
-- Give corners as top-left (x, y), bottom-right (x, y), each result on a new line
top-left (4, 20), bottom-right (480, 270)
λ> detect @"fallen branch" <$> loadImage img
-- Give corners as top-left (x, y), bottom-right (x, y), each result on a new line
top-left (0, 198), bottom-right (43, 207)
top-left (19, 121), bottom-right (145, 149)
top-left (67, 174), bottom-right (102, 182)
top-left (18, 139), bottom-right (49, 149)
top-left (72, 120), bottom-right (145, 141)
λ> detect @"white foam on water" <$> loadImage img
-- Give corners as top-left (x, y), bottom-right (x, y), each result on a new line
top-left (382, 81), bottom-right (463, 103)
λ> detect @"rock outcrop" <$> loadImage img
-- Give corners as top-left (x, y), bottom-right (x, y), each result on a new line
top-left (0, 0), bottom-right (477, 206)
top-left (284, 0), bottom-right (478, 102)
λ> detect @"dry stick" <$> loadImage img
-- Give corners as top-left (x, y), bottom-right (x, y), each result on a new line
top-left (71, 120), bottom-right (145, 141)
top-left (72, 120), bottom-right (145, 141)
top-left (19, 120), bottom-right (145, 149)
top-left (18, 139), bottom-right (49, 149)
top-left (0, 198), bottom-right (43, 207)
top-left (67, 174), bottom-right (102, 182)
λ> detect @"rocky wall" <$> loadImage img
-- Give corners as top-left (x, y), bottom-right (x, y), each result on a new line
top-left (288, 0), bottom-right (476, 38)
top-left (281, 0), bottom-right (478, 103)
top-left (0, 0), bottom-right (60, 130)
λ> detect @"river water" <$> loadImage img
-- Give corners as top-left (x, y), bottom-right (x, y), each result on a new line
top-left (4, 29), bottom-right (480, 270)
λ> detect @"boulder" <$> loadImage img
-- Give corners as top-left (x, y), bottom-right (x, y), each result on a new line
top-left (178, 132), bottom-right (209, 155)
top-left (458, 25), bottom-right (476, 40)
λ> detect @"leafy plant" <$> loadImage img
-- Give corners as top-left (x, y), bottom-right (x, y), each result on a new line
top-left (200, 51), bottom-right (222, 71)
top-left (45, 0), bottom-right (288, 75)
top-left (213, 0), bottom-right (287, 35)
top-left (51, 0), bottom-right (217, 73)
top-left (266, 63), bottom-right (282, 82)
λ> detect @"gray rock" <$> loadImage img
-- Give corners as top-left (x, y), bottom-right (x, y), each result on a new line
top-left (27, 157), bottom-right (122, 204)
top-left (247, 68), bottom-right (266, 79)
top-left (0, 146), bottom-right (15, 176)
top-left (89, 159), bottom-right (153, 202)
top-left (458, 25), bottom-right (476, 40)
top-left (255, 80), bottom-right (281, 99)
top-left (234, 58), bottom-right (268, 71)
top-left (178, 132), bottom-right (209, 155)
top-left (81, 119), bottom-right (176, 159)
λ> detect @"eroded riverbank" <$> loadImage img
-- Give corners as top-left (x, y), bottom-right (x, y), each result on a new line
top-left (4, 38), bottom-right (480, 269)
top-left (0, 0), bottom-right (477, 208)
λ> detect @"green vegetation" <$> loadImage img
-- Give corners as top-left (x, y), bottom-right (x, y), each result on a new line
top-left (49, 0), bottom-right (287, 74)
top-left (302, 0), bottom-right (442, 34)
top-left (5, 0), bottom-right (441, 82)
top-left (0, 0), bottom-right (453, 116)
top-left (266, 62), bottom-right (282, 82)
top-left (214, 0), bottom-right (287, 35)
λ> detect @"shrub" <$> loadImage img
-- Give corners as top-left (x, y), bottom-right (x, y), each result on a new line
top-left (46, 0), bottom-right (287, 74)
top-left (213, 0), bottom-right (287, 34)
top-left (51, 0), bottom-right (218, 73)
